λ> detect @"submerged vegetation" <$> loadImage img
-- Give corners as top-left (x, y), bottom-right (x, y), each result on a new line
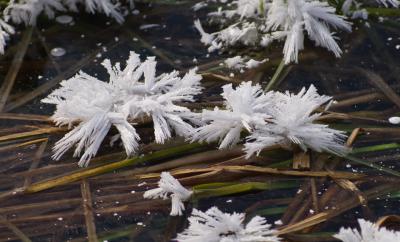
top-left (0, 0), bottom-right (399, 241)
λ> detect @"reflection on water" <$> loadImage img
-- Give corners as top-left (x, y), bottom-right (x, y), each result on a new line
top-left (0, 2), bottom-right (400, 242)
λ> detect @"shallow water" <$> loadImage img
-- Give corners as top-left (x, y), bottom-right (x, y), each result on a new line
top-left (0, 2), bottom-right (400, 242)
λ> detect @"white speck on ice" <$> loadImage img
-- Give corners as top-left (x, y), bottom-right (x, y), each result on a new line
top-left (139, 24), bottom-right (160, 30)
top-left (55, 15), bottom-right (73, 24)
top-left (389, 116), bottom-right (400, 124)
top-left (50, 47), bottom-right (66, 57)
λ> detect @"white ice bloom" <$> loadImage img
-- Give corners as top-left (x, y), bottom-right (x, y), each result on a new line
top-left (63, 0), bottom-right (124, 23)
top-left (192, 1), bottom-right (208, 11)
top-left (192, 81), bottom-right (347, 157)
top-left (4, 0), bottom-right (65, 25)
top-left (224, 56), bottom-right (265, 70)
top-left (143, 172), bottom-right (193, 216)
top-left (195, 0), bottom-right (351, 64)
top-left (0, 0), bottom-right (130, 53)
top-left (192, 82), bottom-right (273, 149)
top-left (43, 51), bottom-right (202, 166)
top-left (176, 206), bottom-right (281, 242)
top-left (245, 58), bottom-right (265, 68)
top-left (334, 219), bottom-right (400, 242)
top-left (194, 19), bottom-right (214, 45)
top-left (265, 0), bottom-right (351, 64)
top-left (225, 56), bottom-right (245, 69)
top-left (4, 0), bottom-right (125, 25)
top-left (207, 0), bottom-right (267, 19)
top-left (0, 19), bottom-right (15, 54)
top-left (244, 85), bottom-right (348, 157)
top-left (194, 19), bottom-right (258, 52)
top-left (224, 0), bottom-right (266, 19)
top-left (351, 9), bottom-right (368, 20)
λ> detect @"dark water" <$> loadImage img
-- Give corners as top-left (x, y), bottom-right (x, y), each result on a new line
top-left (0, 2), bottom-right (400, 242)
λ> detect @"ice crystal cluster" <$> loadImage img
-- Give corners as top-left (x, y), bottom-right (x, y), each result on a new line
top-left (0, 0), bottom-right (134, 54)
top-left (224, 55), bottom-right (265, 70)
top-left (194, 0), bottom-right (399, 64)
top-left (334, 219), bottom-right (400, 242)
top-left (42, 51), bottom-right (202, 167)
top-left (176, 206), bottom-right (281, 242)
top-left (192, 81), bottom-right (348, 157)
top-left (143, 172), bottom-right (193, 216)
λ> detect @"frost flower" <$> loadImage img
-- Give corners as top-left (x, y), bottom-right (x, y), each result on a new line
top-left (43, 51), bottom-right (202, 166)
top-left (195, 0), bottom-right (352, 64)
top-left (245, 85), bottom-right (348, 157)
top-left (224, 55), bottom-right (265, 70)
top-left (192, 81), bottom-right (273, 149)
top-left (176, 206), bottom-right (281, 242)
top-left (63, 0), bottom-right (125, 23)
top-left (195, 19), bottom-right (259, 52)
top-left (143, 172), bottom-right (193, 216)
top-left (265, 0), bottom-right (351, 63)
top-left (4, 0), bottom-right (125, 25)
top-left (334, 219), bottom-right (400, 242)
top-left (4, 0), bottom-right (65, 25)
top-left (191, 81), bottom-right (347, 157)
top-left (0, 0), bottom-right (130, 54)
top-left (0, 19), bottom-right (15, 54)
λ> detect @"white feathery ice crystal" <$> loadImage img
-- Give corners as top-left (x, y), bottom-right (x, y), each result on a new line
top-left (192, 81), bottom-right (348, 157)
top-left (143, 172), bottom-right (193, 216)
top-left (63, 0), bottom-right (125, 23)
top-left (244, 85), bottom-right (349, 157)
top-left (4, 0), bottom-right (125, 25)
top-left (4, 0), bottom-right (65, 26)
top-left (265, 0), bottom-right (352, 64)
top-left (334, 219), bottom-right (400, 242)
top-left (176, 206), bottom-right (281, 242)
top-left (42, 51), bottom-right (202, 167)
top-left (224, 55), bottom-right (265, 70)
top-left (0, 0), bottom-right (129, 54)
top-left (192, 81), bottom-right (274, 149)
top-left (195, 0), bottom-right (354, 64)
top-left (0, 19), bottom-right (15, 54)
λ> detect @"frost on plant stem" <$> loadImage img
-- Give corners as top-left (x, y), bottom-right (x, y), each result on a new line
top-left (244, 85), bottom-right (349, 157)
top-left (192, 81), bottom-right (348, 158)
top-left (334, 219), bottom-right (400, 242)
top-left (191, 81), bottom-right (274, 149)
top-left (176, 206), bottom-right (281, 242)
top-left (143, 172), bottom-right (193, 216)
top-left (42, 51), bottom-right (202, 167)
top-left (195, 0), bottom-right (352, 64)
